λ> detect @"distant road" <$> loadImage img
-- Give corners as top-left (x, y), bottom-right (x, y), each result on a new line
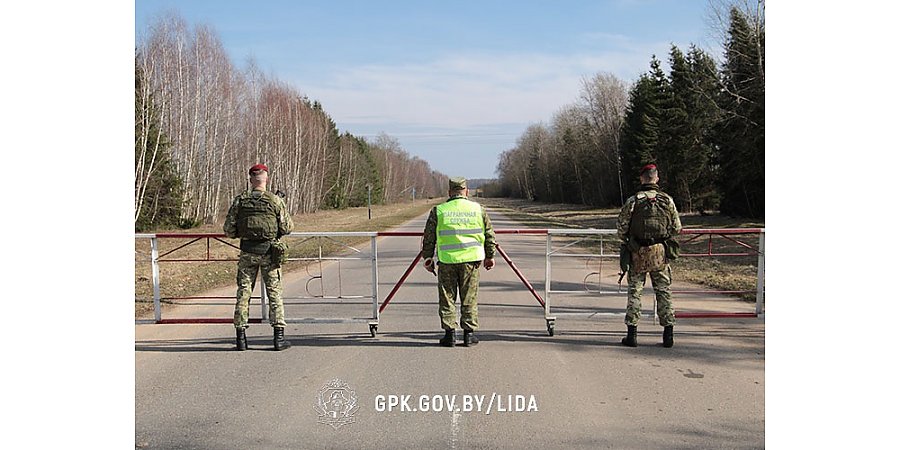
top-left (136, 208), bottom-right (764, 449)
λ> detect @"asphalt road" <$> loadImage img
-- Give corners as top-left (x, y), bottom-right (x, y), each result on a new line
top-left (135, 209), bottom-right (765, 449)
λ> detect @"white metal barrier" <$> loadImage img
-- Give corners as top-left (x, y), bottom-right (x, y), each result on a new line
top-left (135, 232), bottom-right (381, 336)
top-left (540, 228), bottom-right (765, 335)
top-left (136, 228), bottom-right (764, 337)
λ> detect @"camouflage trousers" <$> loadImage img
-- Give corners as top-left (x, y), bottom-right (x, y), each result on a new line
top-left (234, 251), bottom-right (286, 329)
top-left (625, 265), bottom-right (675, 327)
top-left (437, 261), bottom-right (481, 331)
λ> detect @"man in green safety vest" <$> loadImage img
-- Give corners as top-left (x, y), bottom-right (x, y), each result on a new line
top-left (421, 177), bottom-right (496, 347)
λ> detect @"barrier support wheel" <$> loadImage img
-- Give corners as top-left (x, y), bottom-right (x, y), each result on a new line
top-left (546, 319), bottom-right (555, 336)
top-left (369, 324), bottom-right (378, 338)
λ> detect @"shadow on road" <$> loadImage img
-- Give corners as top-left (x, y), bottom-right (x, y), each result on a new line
top-left (135, 325), bottom-right (762, 355)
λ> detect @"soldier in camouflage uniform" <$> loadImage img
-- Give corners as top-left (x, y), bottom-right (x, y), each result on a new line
top-left (224, 164), bottom-right (294, 351)
top-left (617, 164), bottom-right (682, 348)
top-left (421, 177), bottom-right (496, 347)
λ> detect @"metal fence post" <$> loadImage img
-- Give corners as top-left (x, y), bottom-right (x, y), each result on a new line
top-left (545, 234), bottom-right (552, 318)
top-left (371, 236), bottom-right (379, 321)
top-left (756, 230), bottom-right (765, 316)
top-left (151, 236), bottom-right (161, 323)
top-left (261, 279), bottom-right (269, 322)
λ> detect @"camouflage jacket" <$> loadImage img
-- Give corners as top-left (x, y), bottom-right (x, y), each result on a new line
top-left (421, 195), bottom-right (496, 260)
top-left (617, 184), bottom-right (682, 242)
top-left (223, 189), bottom-right (294, 240)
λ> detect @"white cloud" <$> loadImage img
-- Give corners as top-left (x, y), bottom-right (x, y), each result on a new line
top-left (288, 42), bottom-right (680, 178)
top-left (299, 47), bottom-right (664, 131)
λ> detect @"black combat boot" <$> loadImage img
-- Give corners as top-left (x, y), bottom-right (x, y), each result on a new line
top-left (236, 328), bottom-right (248, 351)
top-left (663, 325), bottom-right (674, 348)
top-left (439, 329), bottom-right (456, 347)
top-left (463, 330), bottom-right (479, 347)
top-left (621, 325), bottom-right (638, 347)
top-left (274, 327), bottom-right (292, 351)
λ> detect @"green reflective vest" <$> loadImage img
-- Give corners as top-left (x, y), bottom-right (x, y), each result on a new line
top-left (436, 198), bottom-right (486, 264)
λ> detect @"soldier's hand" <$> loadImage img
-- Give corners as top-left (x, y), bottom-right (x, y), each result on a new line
top-left (484, 258), bottom-right (495, 271)
top-left (424, 257), bottom-right (436, 275)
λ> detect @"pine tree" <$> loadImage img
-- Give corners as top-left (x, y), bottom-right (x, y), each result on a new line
top-left (321, 123), bottom-right (346, 209)
top-left (351, 138), bottom-right (383, 208)
top-left (619, 57), bottom-right (667, 196)
top-left (659, 45), bottom-right (720, 213)
top-left (685, 45), bottom-right (721, 212)
top-left (655, 47), bottom-right (686, 200)
top-left (715, 6), bottom-right (765, 218)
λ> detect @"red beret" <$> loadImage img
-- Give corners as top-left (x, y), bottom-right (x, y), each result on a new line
top-left (640, 164), bottom-right (657, 174)
top-left (249, 164), bottom-right (268, 174)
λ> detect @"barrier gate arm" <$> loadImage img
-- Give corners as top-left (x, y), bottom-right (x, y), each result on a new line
top-left (494, 243), bottom-right (555, 336)
top-left (378, 253), bottom-right (422, 314)
top-left (376, 247), bottom-right (546, 309)
top-left (376, 248), bottom-right (546, 306)
top-left (375, 230), bottom-right (551, 333)
top-left (494, 244), bottom-right (546, 309)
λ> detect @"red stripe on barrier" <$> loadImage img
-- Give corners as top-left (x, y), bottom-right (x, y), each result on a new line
top-left (157, 259), bottom-right (238, 263)
top-left (496, 229), bottom-right (548, 234)
top-left (146, 228), bottom-right (762, 239)
top-left (675, 312), bottom-right (758, 318)
top-left (377, 229), bottom-right (551, 236)
top-left (679, 253), bottom-right (757, 258)
top-left (670, 289), bottom-right (755, 295)
top-left (156, 318), bottom-right (264, 324)
top-left (155, 233), bottom-right (227, 238)
top-left (680, 228), bottom-right (764, 235)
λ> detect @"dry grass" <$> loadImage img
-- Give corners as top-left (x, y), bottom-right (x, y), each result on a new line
top-left (135, 199), bottom-right (440, 318)
top-left (478, 197), bottom-right (765, 301)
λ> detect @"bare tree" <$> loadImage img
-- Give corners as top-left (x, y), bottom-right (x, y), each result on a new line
top-left (137, 12), bottom-right (449, 226)
top-left (579, 72), bottom-right (629, 204)
top-left (135, 56), bottom-right (166, 225)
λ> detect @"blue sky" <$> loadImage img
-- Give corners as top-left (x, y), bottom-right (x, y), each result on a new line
top-left (135, 0), bottom-right (716, 179)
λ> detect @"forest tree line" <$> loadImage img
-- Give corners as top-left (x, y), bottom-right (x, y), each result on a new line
top-left (135, 13), bottom-right (448, 231)
top-left (488, 3), bottom-right (764, 218)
